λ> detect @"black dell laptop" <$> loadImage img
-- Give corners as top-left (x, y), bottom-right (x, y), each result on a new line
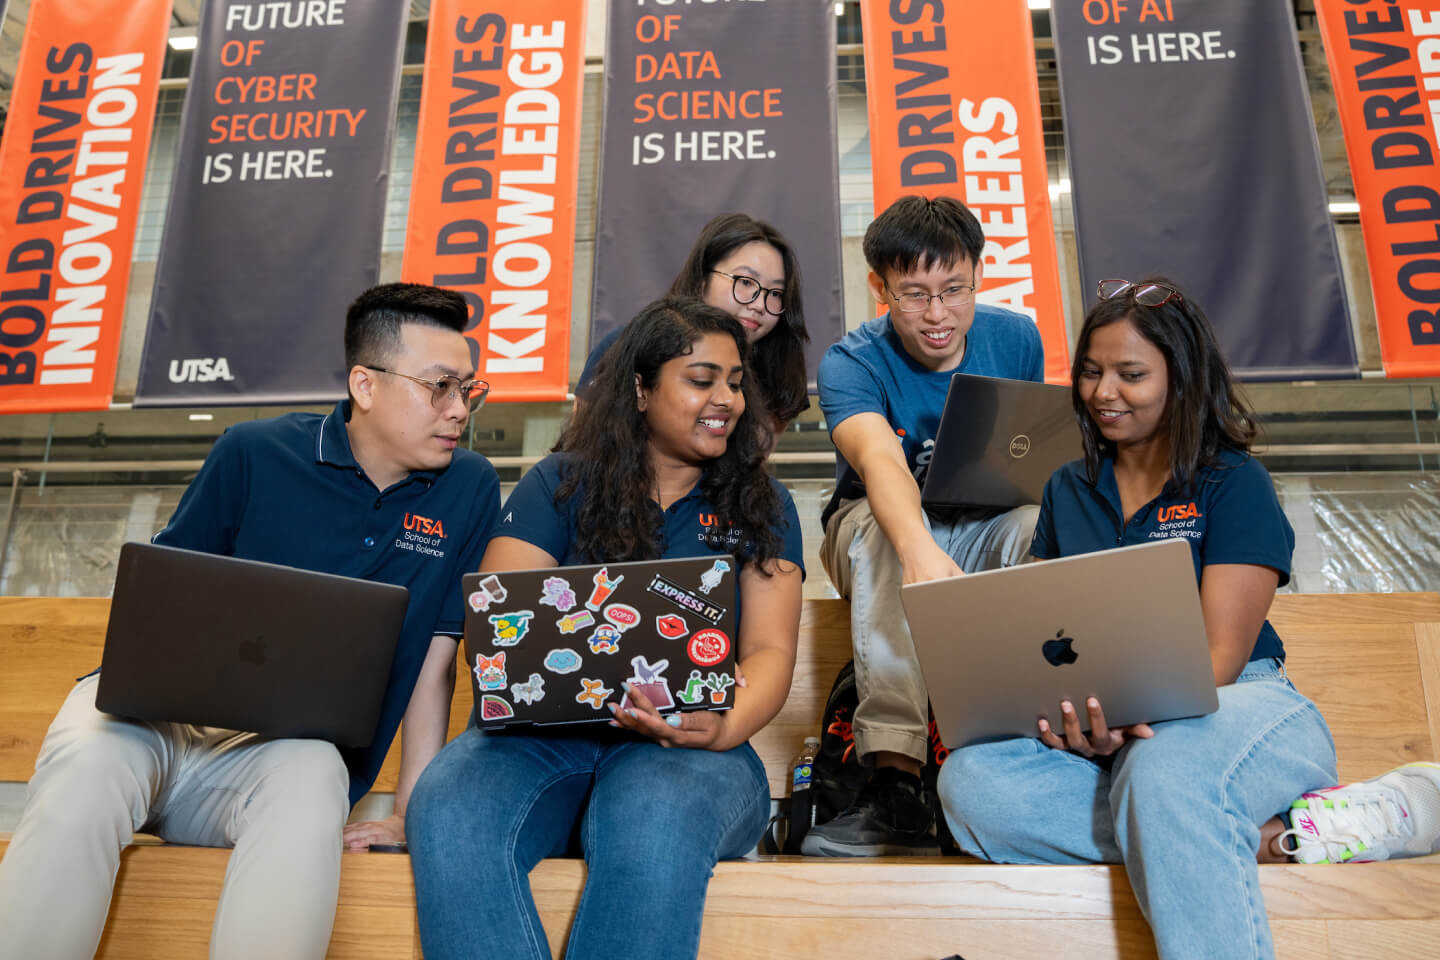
top-left (920, 373), bottom-right (1082, 509)
top-left (96, 542), bottom-right (409, 747)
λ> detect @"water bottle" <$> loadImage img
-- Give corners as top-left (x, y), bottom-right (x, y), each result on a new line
top-left (784, 736), bottom-right (820, 853)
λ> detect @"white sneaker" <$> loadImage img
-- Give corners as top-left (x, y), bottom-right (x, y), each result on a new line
top-left (1280, 762), bottom-right (1440, 864)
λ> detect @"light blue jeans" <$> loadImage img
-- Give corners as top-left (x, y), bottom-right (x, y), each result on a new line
top-left (938, 659), bottom-right (1337, 960)
top-left (405, 729), bottom-right (770, 960)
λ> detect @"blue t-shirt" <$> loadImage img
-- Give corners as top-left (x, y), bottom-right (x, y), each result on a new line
top-left (817, 306), bottom-right (1044, 527)
top-left (152, 401), bottom-right (500, 805)
top-left (495, 452), bottom-right (806, 625)
top-left (1029, 449), bottom-right (1293, 662)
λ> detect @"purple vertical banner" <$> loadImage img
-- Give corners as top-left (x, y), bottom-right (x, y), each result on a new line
top-left (1052, 0), bottom-right (1357, 380)
top-left (591, 0), bottom-right (843, 386)
top-left (137, 0), bottom-right (408, 405)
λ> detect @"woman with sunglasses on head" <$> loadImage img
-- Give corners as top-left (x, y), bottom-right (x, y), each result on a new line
top-left (578, 212), bottom-right (810, 437)
top-left (934, 278), bottom-right (1338, 960)
top-left (405, 296), bottom-right (805, 960)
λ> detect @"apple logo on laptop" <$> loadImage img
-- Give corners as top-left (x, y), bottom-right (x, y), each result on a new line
top-left (239, 638), bottom-right (268, 665)
top-left (1042, 630), bottom-right (1077, 666)
top-left (1009, 434), bottom-right (1031, 459)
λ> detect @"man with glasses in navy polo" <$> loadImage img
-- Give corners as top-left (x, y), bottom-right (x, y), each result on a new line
top-left (804, 196), bottom-right (1045, 857)
top-left (0, 283), bottom-right (500, 960)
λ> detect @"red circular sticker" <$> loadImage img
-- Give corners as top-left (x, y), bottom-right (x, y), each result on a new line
top-left (687, 628), bottom-right (730, 667)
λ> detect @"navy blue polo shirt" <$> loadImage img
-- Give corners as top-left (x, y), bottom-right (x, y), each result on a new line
top-left (153, 401), bottom-right (499, 805)
top-left (1029, 448), bottom-right (1293, 662)
top-left (817, 306), bottom-right (1044, 528)
top-left (496, 452), bottom-right (806, 626)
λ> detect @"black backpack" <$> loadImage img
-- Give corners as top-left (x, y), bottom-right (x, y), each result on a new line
top-left (771, 660), bottom-right (959, 854)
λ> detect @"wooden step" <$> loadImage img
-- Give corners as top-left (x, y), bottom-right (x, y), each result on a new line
top-left (5, 593), bottom-right (1440, 957)
top-left (2, 835), bottom-right (1435, 959)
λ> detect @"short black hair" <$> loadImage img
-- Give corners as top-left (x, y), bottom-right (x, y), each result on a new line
top-left (862, 195), bottom-right (985, 278)
top-left (343, 283), bottom-right (468, 372)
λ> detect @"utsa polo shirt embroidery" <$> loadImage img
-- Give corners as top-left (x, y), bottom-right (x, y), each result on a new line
top-left (1030, 449), bottom-right (1293, 663)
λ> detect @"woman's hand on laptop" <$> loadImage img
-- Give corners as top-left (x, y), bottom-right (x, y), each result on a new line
top-left (343, 812), bottom-right (405, 851)
top-left (1036, 697), bottom-right (1154, 758)
top-left (608, 682), bottom-right (727, 750)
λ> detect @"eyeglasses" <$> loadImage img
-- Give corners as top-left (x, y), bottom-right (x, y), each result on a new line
top-left (884, 281), bottom-right (976, 313)
top-left (1097, 279), bottom-right (1182, 307)
top-left (712, 270), bottom-right (785, 316)
top-left (364, 366), bottom-right (490, 412)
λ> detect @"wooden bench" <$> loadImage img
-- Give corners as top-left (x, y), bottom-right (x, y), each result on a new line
top-left (3, 594), bottom-right (1439, 958)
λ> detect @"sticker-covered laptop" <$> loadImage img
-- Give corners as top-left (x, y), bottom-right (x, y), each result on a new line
top-left (462, 555), bottom-right (738, 726)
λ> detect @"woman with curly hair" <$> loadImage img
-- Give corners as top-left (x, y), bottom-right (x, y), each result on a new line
top-left (579, 212), bottom-right (811, 435)
top-left (405, 296), bottom-right (805, 960)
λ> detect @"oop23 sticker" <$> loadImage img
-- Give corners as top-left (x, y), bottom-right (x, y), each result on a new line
top-left (687, 628), bottom-right (729, 667)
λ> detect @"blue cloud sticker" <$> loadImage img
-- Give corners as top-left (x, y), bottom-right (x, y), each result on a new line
top-left (543, 647), bottom-right (583, 675)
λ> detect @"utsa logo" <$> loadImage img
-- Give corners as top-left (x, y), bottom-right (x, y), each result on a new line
top-left (698, 513), bottom-right (741, 548)
top-left (1157, 503), bottom-right (1203, 524)
top-left (405, 513), bottom-right (447, 538)
top-left (168, 357), bottom-right (234, 383)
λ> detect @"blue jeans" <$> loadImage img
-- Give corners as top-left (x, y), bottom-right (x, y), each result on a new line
top-left (406, 729), bottom-right (770, 960)
top-left (937, 659), bottom-right (1337, 960)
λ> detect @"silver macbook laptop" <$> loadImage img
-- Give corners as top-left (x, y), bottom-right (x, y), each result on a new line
top-left (920, 373), bottom-right (1082, 509)
top-left (96, 542), bottom-right (410, 747)
top-left (900, 538), bottom-right (1219, 748)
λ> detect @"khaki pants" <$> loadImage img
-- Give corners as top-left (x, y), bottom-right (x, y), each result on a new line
top-left (821, 498), bottom-right (1039, 765)
top-left (0, 674), bottom-right (349, 960)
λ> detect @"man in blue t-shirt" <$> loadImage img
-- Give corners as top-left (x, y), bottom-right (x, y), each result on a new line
top-left (0, 284), bottom-right (499, 960)
top-left (804, 196), bottom-right (1045, 856)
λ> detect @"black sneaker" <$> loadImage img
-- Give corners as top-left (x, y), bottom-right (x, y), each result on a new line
top-left (800, 767), bottom-right (940, 856)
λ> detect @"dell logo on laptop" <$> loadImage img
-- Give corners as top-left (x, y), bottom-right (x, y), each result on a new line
top-left (1009, 434), bottom-right (1031, 459)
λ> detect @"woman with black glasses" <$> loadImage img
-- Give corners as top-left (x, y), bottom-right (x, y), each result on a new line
top-left (935, 278), bottom-right (1338, 960)
top-left (578, 212), bottom-right (810, 435)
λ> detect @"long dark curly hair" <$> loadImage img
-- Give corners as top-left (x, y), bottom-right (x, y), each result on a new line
top-left (668, 213), bottom-right (810, 425)
top-left (1072, 276), bottom-right (1258, 494)
top-left (554, 296), bottom-right (783, 569)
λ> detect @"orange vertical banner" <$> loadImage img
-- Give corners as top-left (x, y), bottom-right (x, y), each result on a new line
top-left (1316, 1), bottom-right (1440, 377)
top-left (0, 0), bottom-right (171, 412)
top-left (860, 0), bottom-right (1069, 383)
top-left (402, 0), bottom-right (587, 402)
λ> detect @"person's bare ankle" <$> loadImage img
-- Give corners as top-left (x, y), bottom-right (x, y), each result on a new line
top-left (872, 751), bottom-right (922, 778)
top-left (1258, 815), bottom-right (1293, 863)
